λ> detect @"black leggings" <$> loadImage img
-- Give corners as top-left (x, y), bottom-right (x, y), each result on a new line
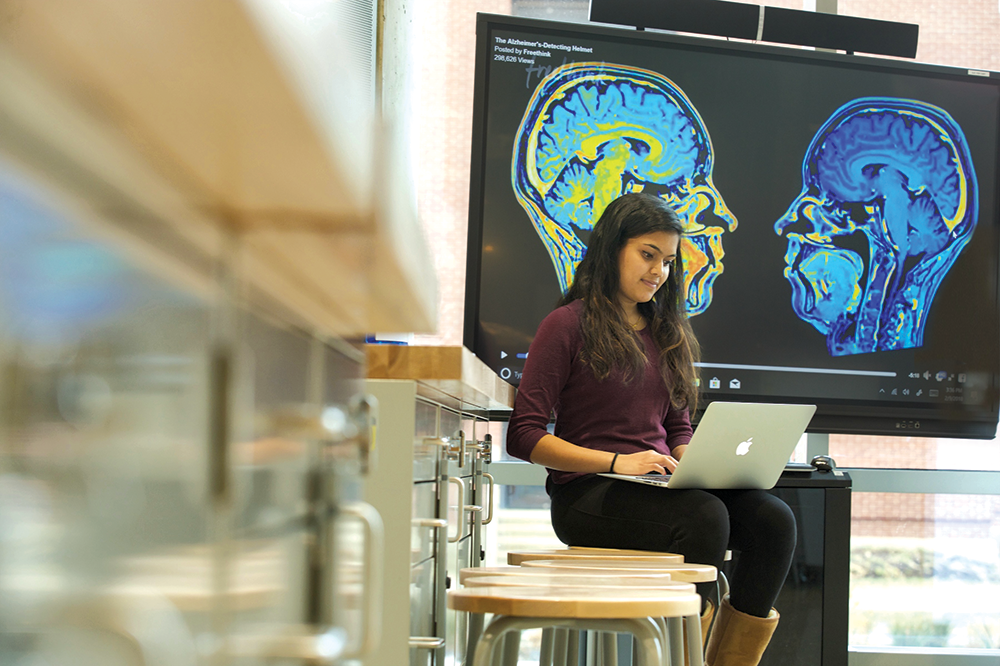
top-left (549, 475), bottom-right (797, 618)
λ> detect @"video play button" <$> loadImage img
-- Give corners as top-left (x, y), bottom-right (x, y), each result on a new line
top-left (500, 351), bottom-right (508, 359)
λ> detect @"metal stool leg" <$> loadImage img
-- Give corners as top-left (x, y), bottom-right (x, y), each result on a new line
top-left (501, 630), bottom-right (521, 666)
top-left (471, 611), bottom-right (683, 666)
top-left (623, 617), bottom-right (663, 666)
top-left (474, 616), bottom-right (518, 666)
top-left (567, 630), bottom-right (580, 666)
top-left (718, 570), bottom-right (730, 604)
top-left (540, 628), bottom-right (555, 666)
top-left (554, 619), bottom-right (664, 666)
top-left (684, 613), bottom-right (705, 666)
top-left (467, 612), bottom-right (485, 665)
top-left (601, 632), bottom-right (618, 666)
top-left (491, 637), bottom-right (504, 666)
top-left (552, 628), bottom-right (569, 666)
top-left (666, 617), bottom-right (685, 666)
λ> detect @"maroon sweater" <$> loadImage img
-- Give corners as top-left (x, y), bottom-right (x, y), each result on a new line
top-left (506, 300), bottom-right (693, 485)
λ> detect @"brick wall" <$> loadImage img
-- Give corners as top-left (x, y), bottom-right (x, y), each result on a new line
top-left (840, 0), bottom-right (1000, 70)
top-left (411, 0), bottom-right (513, 346)
top-left (831, 433), bottom-right (1000, 539)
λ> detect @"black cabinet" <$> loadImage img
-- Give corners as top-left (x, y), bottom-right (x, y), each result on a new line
top-left (722, 471), bottom-right (852, 666)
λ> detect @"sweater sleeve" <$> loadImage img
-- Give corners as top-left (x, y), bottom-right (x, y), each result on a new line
top-left (505, 306), bottom-right (579, 463)
top-left (664, 403), bottom-right (694, 454)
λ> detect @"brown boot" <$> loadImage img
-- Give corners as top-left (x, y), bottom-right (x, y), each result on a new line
top-left (684, 600), bottom-right (715, 666)
top-left (705, 596), bottom-right (779, 666)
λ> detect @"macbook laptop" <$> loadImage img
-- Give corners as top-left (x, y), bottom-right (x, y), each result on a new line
top-left (599, 401), bottom-right (816, 490)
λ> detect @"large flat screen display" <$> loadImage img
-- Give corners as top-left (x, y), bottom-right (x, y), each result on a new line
top-left (464, 14), bottom-right (1000, 438)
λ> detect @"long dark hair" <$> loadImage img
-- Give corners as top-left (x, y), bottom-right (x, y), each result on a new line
top-left (559, 193), bottom-right (701, 410)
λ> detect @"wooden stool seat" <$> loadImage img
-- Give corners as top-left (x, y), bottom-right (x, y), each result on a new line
top-left (449, 586), bottom-right (704, 666)
top-left (466, 574), bottom-right (697, 594)
top-left (522, 558), bottom-right (718, 583)
top-left (460, 567), bottom-right (682, 666)
top-left (459, 565), bottom-right (674, 585)
top-left (449, 585), bottom-right (700, 618)
top-left (507, 549), bottom-right (684, 566)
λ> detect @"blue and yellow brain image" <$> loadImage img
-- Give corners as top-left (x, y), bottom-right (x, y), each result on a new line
top-left (775, 97), bottom-right (978, 356)
top-left (512, 62), bottom-right (737, 316)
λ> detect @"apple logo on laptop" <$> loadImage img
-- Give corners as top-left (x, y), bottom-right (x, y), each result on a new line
top-left (736, 437), bottom-right (753, 456)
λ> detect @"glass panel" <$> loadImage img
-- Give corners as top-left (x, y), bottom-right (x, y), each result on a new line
top-left (482, 485), bottom-right (562, 568)
top-left (408, 555), bottom-right (435, 660)
top-left (790, 433), bottom-right (810, 463)
top-left (332, 513), bottom-right (365, 654)
top-left (323, 341), bottom-right (363, 408)
top-left (495, 420), bottom-right (514, 462)
top-left (412, 480), bottom-right (438, 564)
top-left (830, 434), bottom-right (1000, 471)
top-left (415, 399), bottom-right (438, 438)
top-left (237, 314), bottom-right (312, 533)
top-left (850, 492), bottom-right (1000, 651)
top-left (232, 313), bottom-right (314, 640)
top-left (483, 420), bottom-right (505, 458)
top-left (0, 163), bottom-right (214, 663)
top-left (243, 313), bottom-right (310, 408)
top-left (440, 406), bottom-right (462, 441)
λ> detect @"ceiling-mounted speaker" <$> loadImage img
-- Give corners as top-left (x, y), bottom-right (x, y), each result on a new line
top-left (589, 0), bottom-right (919, 59)
top-left (760, 7), bottom-right (917, 58)
top-left (590, 0), bottom-right (760, 40)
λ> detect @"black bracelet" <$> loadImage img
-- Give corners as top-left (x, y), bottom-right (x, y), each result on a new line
top-left (609, 452), bottom-right (620, 473)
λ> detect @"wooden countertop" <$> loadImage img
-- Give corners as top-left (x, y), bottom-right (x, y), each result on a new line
top-left (0, 0), bottom-right (436, 337)
top-left (366, 345), bottom-right (515, 410)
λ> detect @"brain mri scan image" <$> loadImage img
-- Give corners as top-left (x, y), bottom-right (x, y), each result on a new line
top-left (774, 97), bottom-right (978, 356)
top-left (512, 62), bottom-right (738, 316)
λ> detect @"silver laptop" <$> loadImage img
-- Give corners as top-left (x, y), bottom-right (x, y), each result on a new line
top-left (599, 401), bottom-right (816, 490)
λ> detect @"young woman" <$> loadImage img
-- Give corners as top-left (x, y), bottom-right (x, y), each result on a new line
top-left (506, 192), bottom-right (796, 666)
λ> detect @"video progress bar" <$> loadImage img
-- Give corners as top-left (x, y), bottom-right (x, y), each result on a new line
top-left (695, 362), bottom-right (896, 378)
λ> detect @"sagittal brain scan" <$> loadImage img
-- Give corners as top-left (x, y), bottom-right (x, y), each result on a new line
top-left (774, 97), bottom-right (978, 356)
top-left (511, 62), bottom-right (738, 316)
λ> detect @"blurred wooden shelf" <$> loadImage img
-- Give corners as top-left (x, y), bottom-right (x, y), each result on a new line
top-left (366, 345), bottom-right (516, 411)
top-left (0, 0), bottom-right (435, 336)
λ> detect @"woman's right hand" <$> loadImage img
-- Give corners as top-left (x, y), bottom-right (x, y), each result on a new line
top-left (615, 450), bottom-right (679, 476)
top-left (530, 434), bottom-right (681, 475)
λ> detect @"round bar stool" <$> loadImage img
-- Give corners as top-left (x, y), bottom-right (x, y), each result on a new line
top-left (448, 585), bottom-right (703, 666)
top-left (504, 551), bottom-right (715, 664)
top-left (501, 551), bottom-right (683, 664)
top-left (467, 574), bottom-right (698, 666)
top-left (460, 567), bottom-right (684, 665)
top-left (521, 559), bottom-right (720, 665)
